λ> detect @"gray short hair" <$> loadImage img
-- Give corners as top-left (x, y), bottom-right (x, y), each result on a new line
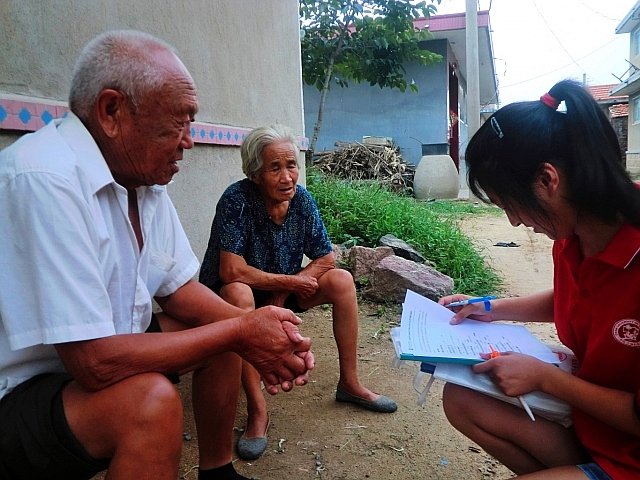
top-left (241, 124), bottom-right (301, 179)
top-left (69, 30), bottom-right (181, 121)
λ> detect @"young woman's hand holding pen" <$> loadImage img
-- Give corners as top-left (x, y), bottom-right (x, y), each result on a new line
top-left (471, 351), bottom-right (555, 399)
top-left (438, 294), bottom-right (497, 325)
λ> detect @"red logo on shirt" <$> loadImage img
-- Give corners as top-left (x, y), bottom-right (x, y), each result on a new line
top-left (555, 351), bottom-right (568, 361)
top-left (612, 319), bottom-right (640, 347)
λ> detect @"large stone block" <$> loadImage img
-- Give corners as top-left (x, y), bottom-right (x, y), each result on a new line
top-left (378, 234), bottom-right (426, 264)
top-left (363, 255), bottom-right (454, 303)
top-left (331, 243), bottom-right (348, 269)
top-left (347, 245), bottom-right (395, 283)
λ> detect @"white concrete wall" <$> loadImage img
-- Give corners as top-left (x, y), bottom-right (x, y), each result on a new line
top-left (623, 25), bottom-right (640, 178)
top-left (0, 0), bottom-right (305, 261)
top-left (628, 92), bottom-right (640, 178)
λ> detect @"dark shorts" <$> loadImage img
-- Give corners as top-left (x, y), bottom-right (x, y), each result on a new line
top-left (0, 314), bottom-right (178, 479)
top-left (577, 462), bottom-right (613, 480)
top-left (210, 280), bottom-right (307, 313)
top-left (0, 373), bottom-right (110, 480)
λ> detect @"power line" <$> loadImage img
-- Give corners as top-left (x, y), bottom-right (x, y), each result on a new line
top-left (500, 35), bottom-right (623, 89)
top-left (576, 0), bottom-right (621, 22)
top-left (437, 0), bottom-right (452, 14)
top-left (531, 0), bottom-right (584, 71)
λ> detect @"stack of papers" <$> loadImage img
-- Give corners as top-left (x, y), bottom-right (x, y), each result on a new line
top-left (394, 291), bottom-right (574, 425)
top-left (398, 290), bottom-right (560, 365)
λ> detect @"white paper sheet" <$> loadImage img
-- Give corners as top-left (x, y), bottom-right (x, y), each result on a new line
top-left (399, 290), bottom-right (559, 364)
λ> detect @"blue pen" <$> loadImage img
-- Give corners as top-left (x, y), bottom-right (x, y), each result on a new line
top-left (443, 295), bottom-right (497, 311)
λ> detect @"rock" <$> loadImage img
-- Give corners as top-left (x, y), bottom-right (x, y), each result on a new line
top-left (363, 255), bottom-right (454, 303)
top-left (378, 234), bottom-right (426, 264)
top-left (332, 243), bottom-right (348, 268)
top-left (347, 245), bottom-right (395, 283)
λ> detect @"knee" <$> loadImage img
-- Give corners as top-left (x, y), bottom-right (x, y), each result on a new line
top-left (220, 282), bottom-right (255, 311)
top-left (125, 373), bottom-right (183, 437)
top-left (322, 269), bottom-right (356, 297)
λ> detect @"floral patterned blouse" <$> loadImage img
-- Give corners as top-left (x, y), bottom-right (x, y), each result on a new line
top-left (199, 179), bottom-right (332, 289)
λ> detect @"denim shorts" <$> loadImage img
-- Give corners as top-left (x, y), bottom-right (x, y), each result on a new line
top-left (577, 462), bottom-right (612, 480)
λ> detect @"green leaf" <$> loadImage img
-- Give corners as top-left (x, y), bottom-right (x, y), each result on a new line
top-left (301, 0), bottom-right (442, 153)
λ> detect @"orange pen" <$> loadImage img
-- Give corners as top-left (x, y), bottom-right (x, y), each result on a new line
top-left (489, 344), bottom-right (501, 359)
top-left (487, 344), bottom-right (535, 421)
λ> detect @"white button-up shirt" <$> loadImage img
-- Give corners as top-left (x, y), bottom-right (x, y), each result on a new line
top-left (0, 114), bottom-right (199, 399)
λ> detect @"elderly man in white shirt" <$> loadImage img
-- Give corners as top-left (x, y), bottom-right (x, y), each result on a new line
top-left (0, 30), bottom-right (313, 480)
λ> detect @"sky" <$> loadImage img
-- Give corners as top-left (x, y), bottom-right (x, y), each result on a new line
top-left (435, 0), bottom-right (636, 106)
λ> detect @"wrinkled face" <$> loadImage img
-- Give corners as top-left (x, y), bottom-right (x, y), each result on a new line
top-left (112, 51), bottom-right (198, 188)
top-left (252, 140), bottom-right (299, 205)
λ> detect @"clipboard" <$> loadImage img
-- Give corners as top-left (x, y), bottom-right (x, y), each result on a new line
top-left (398, 290), bottom-right (559, 365)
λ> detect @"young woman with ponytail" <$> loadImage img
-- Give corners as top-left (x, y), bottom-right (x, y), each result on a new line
top-left (439, 80), bottom-right (640, 480)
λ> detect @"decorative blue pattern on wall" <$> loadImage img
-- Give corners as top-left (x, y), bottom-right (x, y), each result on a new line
top-left (41, 110), bottom-right (53, 124)
top-left (18, 108), bottom-right (31, 124)
top-left (0, 97), bottom-right (308, 150)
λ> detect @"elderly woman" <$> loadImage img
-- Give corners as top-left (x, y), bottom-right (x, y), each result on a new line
top-left (199, 124), bottom-right (397, 460)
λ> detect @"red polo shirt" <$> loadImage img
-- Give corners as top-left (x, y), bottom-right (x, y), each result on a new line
top-left (553, 223), bottom-right (640, 479)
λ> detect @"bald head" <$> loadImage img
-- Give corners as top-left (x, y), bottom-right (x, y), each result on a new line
top-left (69, 30), bottom-right (194, 121)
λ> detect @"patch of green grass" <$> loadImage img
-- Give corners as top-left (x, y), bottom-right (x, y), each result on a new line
top-left (419, 198), bottom-right (503, 219)
top-left (307, 173), bottom-right (502, 296)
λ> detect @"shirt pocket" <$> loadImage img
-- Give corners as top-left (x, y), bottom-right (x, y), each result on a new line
top-left (146, 249), bottom-right (177, 297)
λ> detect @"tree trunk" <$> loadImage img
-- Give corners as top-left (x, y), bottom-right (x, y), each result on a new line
top-left (307, 55), bottom-right (336, 167)
top-left (306, 20), bottom-right (351, 167)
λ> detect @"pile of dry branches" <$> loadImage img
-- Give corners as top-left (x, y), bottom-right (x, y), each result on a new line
top-left (313, 141), bottom-right (414, 190)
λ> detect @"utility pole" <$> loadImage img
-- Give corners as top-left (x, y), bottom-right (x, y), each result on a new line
top-left (462, 0), bottom-right (481, 200)
top-left (466, 0), bottom-right (480, 137)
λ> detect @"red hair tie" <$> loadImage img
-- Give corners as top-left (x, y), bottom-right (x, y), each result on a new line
top-left (540, 92), bottom-right (560, 110)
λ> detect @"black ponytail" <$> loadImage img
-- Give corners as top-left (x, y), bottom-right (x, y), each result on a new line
top-left (467, 79), bottom-right (640, 229)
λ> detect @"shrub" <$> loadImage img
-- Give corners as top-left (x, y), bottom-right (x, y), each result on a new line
top-left (307, 174), bottom-right (501, 296)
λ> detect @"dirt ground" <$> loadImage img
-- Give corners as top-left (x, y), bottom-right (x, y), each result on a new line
top-left (98, 210), bottom-right (559, 480)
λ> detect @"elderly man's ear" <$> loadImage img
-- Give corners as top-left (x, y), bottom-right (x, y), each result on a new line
top-left (94, 89), bottom-right (127, 139)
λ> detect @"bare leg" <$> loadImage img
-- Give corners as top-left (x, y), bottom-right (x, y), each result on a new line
top-left (517, 466), bottom-right (590, 479)
top-left (192, 351), bottom-right (242, 469)
top-left (240, 360), bottom-right (269, 438)
top-left (443, 383), bottom-right (591, 475)
top-left (158, 313), bottom-right (243, 470)
top-left (219, 283), bottom-right (269, 439)
top-left (63, 373), bottom-right (183, 480)
top-left (299, 268), bottom-right (379, 401)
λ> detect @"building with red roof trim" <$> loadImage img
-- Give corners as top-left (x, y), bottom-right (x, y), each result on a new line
top-left (586, 84), bottom-right (628, 159)
top-left (303, 10), bottom-right (498, 170)
top-left (611, 0), bottom-right (640, 177)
